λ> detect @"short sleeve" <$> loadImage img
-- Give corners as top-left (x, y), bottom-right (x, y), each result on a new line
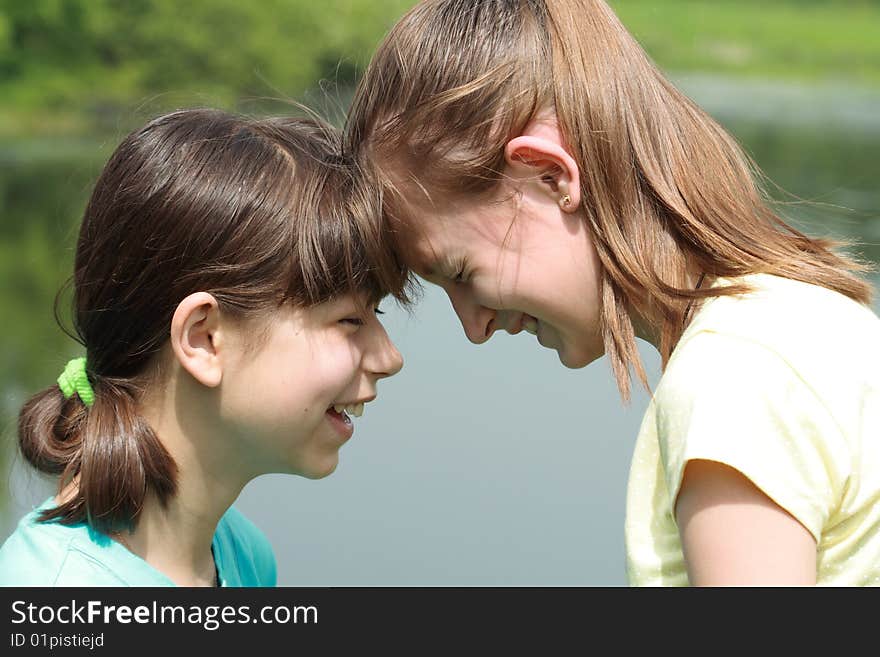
top-left (655, 331), bottom-right (851, 541)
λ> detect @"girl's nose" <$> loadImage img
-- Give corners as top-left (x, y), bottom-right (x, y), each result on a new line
top-left (366, 321), bottom-right (404, 379)
top-left (447, 288), bottom-right (495, 345)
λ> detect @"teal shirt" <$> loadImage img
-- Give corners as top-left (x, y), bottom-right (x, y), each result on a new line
top-left (0, 498), bottom-right (276, 587)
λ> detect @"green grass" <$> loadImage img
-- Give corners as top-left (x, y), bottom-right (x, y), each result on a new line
top-left (610, 0), bottom-right (880, 85)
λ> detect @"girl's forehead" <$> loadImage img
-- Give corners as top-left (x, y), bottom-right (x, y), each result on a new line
top-left (385, 172), bottom-right (514, 272)
top-left (392, 200), bottom-right (494, 279)
top-left (391, 213), bottom-right (440, 276)
top-left (385, 182), bottom-right (442, 258)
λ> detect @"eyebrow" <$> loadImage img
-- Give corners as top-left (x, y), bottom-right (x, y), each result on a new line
top-left (413, 246), bottom-right (441, 279)
top-left (424, 254), bottom-right (454, 280)
top-left (406, 229), bottom-right (451, 282)
top-left (414, 264), bottom-right (439, 284)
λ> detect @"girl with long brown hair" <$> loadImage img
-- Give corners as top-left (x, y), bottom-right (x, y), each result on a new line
top-left (0, 108), bottom-right (406, 586)
top-left (344, 0), bottom-right (880, 585)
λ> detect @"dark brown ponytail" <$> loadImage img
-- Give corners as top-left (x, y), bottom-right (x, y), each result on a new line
top-left (18, 377), bottom-right (176, 533)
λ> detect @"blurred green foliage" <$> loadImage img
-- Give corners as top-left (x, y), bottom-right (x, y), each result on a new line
top-left (1, 1), bottom-right (878, 138)
top-left (612, 0), bottom-right (880, 85)
top-left (0, 0), bottom-right (413, 137)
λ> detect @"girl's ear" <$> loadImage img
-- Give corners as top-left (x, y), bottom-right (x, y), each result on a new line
top-left (504, 122), bottom-right (582, 212)
top-left (170, 292), bottom-right (224, 387)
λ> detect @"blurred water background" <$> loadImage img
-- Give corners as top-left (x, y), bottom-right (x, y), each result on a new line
top-left (1, 1), bottom-right (878, 585)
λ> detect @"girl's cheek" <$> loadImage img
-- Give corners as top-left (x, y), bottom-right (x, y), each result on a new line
top-left (332, 339), bottom-right (363, 370)
top-left (478, 279), bottom-right (513, 308)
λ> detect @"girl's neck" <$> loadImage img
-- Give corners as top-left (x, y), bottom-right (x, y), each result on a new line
top-left (114, 488), bottom-right (231, 587)
top-left (631, 269), bottom-right (709, 352)
top-left (56, 469), bottom-right (242, 587)
top-left (123, 374), bottom-right (249, 587)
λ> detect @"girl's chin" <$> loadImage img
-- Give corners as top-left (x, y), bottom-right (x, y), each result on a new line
top-left (293, 453), bottom-right (340, 480)
top-left (300, 462), bottom-right (339, 480)
top-left (558, 351), bottom-right (585, 369)
top-left (556, 344), bottom-right (602, 370)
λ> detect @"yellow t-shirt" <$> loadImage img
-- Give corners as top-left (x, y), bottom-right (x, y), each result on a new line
top-left (625, 273), bottom-right (880, 586)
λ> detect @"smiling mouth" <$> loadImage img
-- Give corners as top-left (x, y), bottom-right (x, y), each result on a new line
top-left (326, 407), bottom-right (352, 426)
top-left (326, 402), bottom-right (366, 426)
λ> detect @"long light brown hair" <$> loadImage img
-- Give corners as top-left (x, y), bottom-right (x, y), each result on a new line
top-left (345, 0), bottom-right (873, 400)
top-left (19, 108), bottom-right (412, 533)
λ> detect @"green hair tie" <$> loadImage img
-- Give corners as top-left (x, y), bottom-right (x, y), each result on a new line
top-left (57, 357), bottom-right (95, 407)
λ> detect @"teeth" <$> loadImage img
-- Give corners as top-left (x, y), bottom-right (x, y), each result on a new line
top-left (344, 403), bottom-right (364, 417)
top-left (522, 318), bottom-right (538, 335)
top-left (333, 404), bottom-right (345, 414)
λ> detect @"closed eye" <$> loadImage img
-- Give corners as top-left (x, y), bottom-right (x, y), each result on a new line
top-left (341, 306), bottom-right (384, 326)
top-left (453, 260), bottom-right (468, 283)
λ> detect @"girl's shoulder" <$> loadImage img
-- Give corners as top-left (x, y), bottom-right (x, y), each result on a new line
top-left (701, 273), bottom-right (878, 331)
top-left (0, 499), bottom-right (132, 586)
top-left (675, 273), bottom-right (880, 370)
top-left (657, 273), bottom-right (880, 428)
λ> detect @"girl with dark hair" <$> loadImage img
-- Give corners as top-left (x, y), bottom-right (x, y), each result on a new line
top-left (344, 0), bottom-right (880, 585)
top-left (0, 108), bottom-right (407, 586)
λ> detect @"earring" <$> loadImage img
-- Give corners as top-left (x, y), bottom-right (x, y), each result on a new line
top-left (557, 180), bottom-right (571, 209)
